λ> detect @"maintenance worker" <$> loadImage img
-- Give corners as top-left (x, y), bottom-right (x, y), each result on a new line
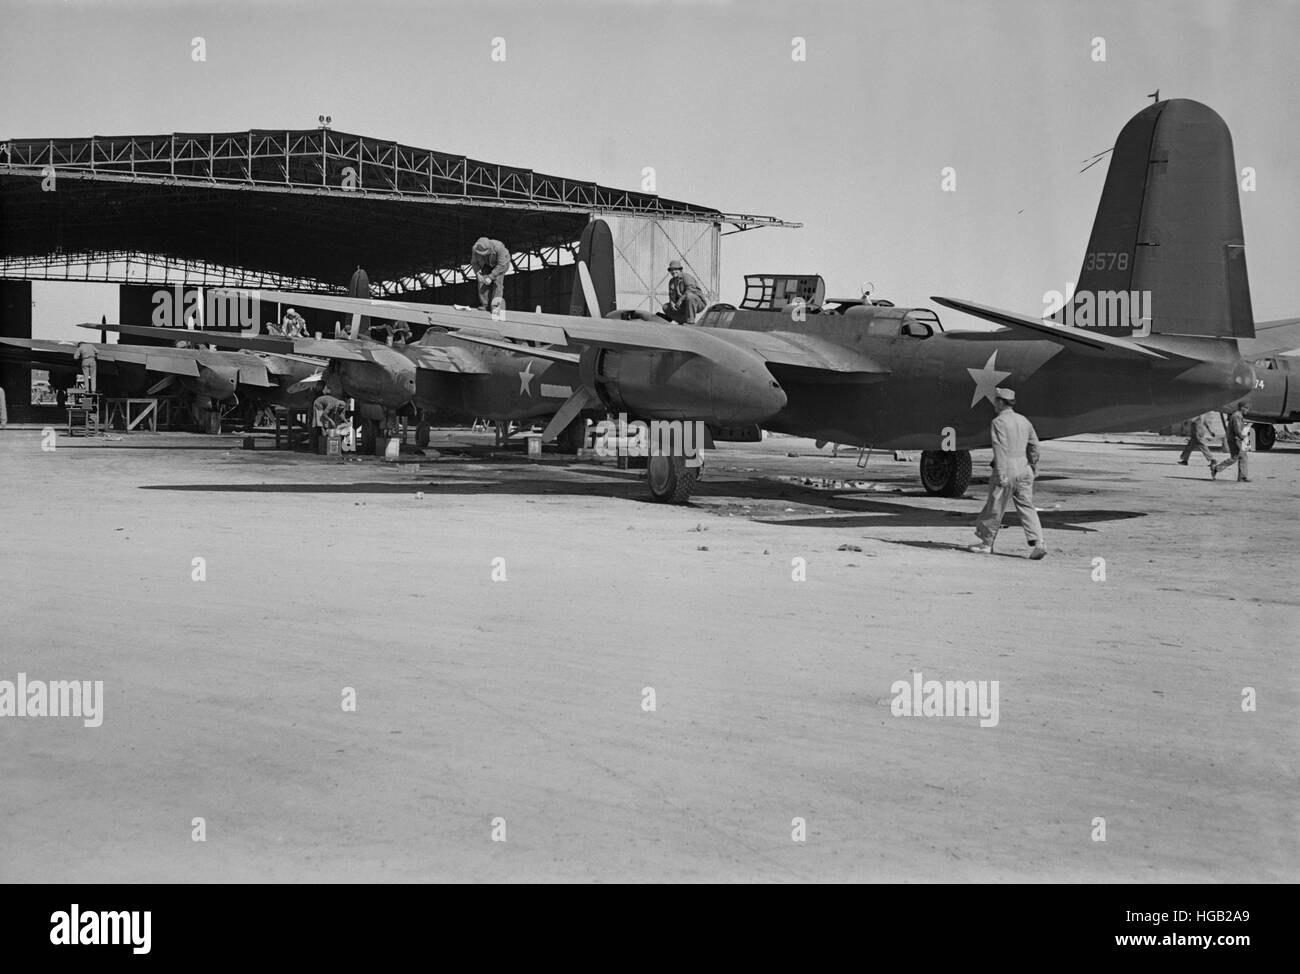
top-left (970, 387), bottom-right (1047, 560)
top-left (74, 343), bottom-right (98, 394)
top-left (311, 392), bottom-right (349, 452)
top-left (282, 308), bottom-right (308, 338)
top-left (470, 237), bottom-right (511, 312)
top-left (1212, 401), bottom-right (1252, 482)
top-left (1178, 411), bottom-right (1218, 469)
top-left (313, 392), bottom-right (348, 429)
top-left (662, 259), bottom-right (707, 324)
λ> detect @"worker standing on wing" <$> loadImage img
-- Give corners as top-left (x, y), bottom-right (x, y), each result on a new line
top-left (470, 237), bottom-right (511, 313)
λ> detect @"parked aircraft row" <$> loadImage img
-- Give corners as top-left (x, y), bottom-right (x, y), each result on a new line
top-left (38, 99), bottom-right (1297, 503)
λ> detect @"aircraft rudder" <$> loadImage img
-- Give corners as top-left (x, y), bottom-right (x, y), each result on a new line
top-left (1063, 99), bottom-right (1252, 340)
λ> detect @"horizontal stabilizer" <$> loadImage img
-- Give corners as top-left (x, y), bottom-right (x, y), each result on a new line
top-left (1239, 317), bottom-right (1300, 358)
top-left (932, 296), bottom-right (1173, 360)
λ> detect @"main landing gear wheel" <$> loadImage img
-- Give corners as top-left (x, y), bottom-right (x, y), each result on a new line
top-left (647, 453), bottom-right (701, 504)
top-left (919, 449), bottom-right (972, 497)
top-left (555, 416), bottom-right (587, 455)
top-left (1253, 423), bottom-right (1276, 451)
top-left (358, 419), bottom-right (381, 456)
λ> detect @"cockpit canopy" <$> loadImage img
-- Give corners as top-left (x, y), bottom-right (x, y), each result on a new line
top-left (851, 307), bottom-right (944, 338)
top-left (740, 274), bottom-right (827, 312)
top-left (699, 273), bottom-right (944, 336)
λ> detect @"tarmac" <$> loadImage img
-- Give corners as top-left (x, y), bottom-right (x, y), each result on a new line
top-left (1, 425), bottom-right (1296, 882)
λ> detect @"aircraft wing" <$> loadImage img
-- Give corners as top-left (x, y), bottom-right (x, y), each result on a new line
top-left (931, 296), bottom-right (1174, 361)
top-left (230, 356), bottom-right (271, 387)
top-left (403, 344), bottom-right (491, 375)
top-left (0, 337), bottom-right (89, 372)
top-left (84, 323), bottom-right (377, 363)
top-left (260, 352), bottom-right (328, 375)
top-left (751, 331), bottom-right (890, 375)
top-left (446, 330), bottom-right (581, 365)
top-left (215, 289), bottom-right (890, 376)
top-left (0, 337), bottom-right (204, 377)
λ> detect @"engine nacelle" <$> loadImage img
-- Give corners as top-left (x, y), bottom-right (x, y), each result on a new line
top-left (579, 338), bottom-right (786, 427)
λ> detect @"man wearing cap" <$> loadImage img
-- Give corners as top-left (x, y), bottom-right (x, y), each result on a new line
top-left (970, 387), bottom-right (1046, 559)
top-left (281, 308), bottom-right (308, 339)
top-left (662, 259), bottom-right (707, 324)
top-left (1211, 400), bottom-right (1252, 482)
top-left (470, 237), bottom-right (511, 312)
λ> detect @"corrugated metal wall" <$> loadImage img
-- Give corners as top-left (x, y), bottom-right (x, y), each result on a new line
top-left (594, 213), bottom-right (720, 313)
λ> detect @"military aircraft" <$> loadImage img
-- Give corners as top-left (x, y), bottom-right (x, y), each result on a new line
top-left (0, 336), bottom-right (321, 430)
top-left (86, 221), bottom-right (620, 452)
top-left (198, 99), bottom-right (1274, 503)
top-left (1238, 355), bottom-right (1299, 450)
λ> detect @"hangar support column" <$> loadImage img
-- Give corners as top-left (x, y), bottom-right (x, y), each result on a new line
top-left (0, 281), bottom-right (34, 422)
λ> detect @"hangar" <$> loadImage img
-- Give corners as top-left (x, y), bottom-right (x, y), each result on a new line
top-left (0, 126), bottom-right (796, 421)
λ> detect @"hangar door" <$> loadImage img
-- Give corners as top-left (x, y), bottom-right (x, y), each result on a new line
top-left (594, 213), bottom-right (720, 314)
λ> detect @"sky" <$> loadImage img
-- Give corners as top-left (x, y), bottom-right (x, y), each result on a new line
top-left (3, 0), bottom-right (1300, 341)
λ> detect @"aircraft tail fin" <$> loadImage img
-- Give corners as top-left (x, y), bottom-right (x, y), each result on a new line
top-left (1055, 99), bottom-right (1254, 340)
top-left (569, 218), bottom-right (616, 317)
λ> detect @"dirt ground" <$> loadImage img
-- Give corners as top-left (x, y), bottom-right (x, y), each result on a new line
top-left (1, 424), bottom-right (1296, 882)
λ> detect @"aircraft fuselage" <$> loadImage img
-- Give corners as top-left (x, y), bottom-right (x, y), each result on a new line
top-left (700, 309), bottom-right (1254, 449)
top-left (414, 334), bottom-right (584, 422)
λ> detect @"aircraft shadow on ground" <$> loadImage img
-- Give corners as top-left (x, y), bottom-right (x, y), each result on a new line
top-left (46, 443), bottom-right (238, 451)
top-left (755, 504), bottom-right (1142, 532)
top-left (138, 473), bottom-right (1147, 530)
top-left (872, 539), bottom-right (1050, 556)
top-left (139, 475), bottom-right (650, 500)
top-left (1123, 441), bottom-right (1300, 454)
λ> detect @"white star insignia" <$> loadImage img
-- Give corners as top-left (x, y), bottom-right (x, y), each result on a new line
top-left (518, 360), bottom-right (535, 397)
top-left (967, 351), bottom-right (1011, 408)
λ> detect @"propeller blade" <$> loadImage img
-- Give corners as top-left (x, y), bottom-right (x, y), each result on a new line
top-left (146, 375), bottom-right (176, 396)
top-left (286, 373), bottom-right (325, 396)
top-left (541, 387), bottom-right (596, 443)
top-left (577, 261), bottom-right (602, 318)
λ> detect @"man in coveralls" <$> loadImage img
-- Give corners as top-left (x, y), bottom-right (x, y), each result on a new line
top-left (969, 387), bottom-right (1046, 560)
top-left (1211, 401), bottom-right (1252, 482)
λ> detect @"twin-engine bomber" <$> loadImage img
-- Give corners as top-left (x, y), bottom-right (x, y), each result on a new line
top-left (83, 100), bottom-right (1286, 503)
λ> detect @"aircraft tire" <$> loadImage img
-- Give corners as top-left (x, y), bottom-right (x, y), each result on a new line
top-left (1253, 423), bottom-right (1275, 451)
top-left (415, 419), bottom-right (431, 448)
top-left (555, 416), bottom-right (587, 454)
top-left (919, 449), bottom-right (972, 497)
top-left (647, 453), bottom-right (701, 504)
top-left (359, 420), bottom-right (379, 456)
